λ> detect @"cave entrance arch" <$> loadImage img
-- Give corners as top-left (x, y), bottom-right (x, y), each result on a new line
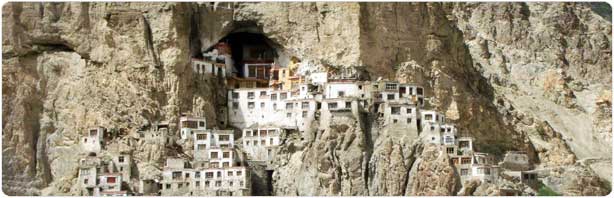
top-left (204, 23), bottom-right (285, 81)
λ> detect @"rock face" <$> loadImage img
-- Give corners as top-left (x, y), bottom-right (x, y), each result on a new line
top-left (2, 2), bottom-right (611, 196)
top-left (405, 144), bottom-right (458, 196)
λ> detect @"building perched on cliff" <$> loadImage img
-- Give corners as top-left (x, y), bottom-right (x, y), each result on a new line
top-left (159, 115), bottom-right (251, 196)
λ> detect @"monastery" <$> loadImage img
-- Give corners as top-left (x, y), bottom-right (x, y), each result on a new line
top-left (74, 36), bottom-right (539, 196)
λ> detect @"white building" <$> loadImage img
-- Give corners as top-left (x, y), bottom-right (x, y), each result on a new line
top-left (380, 102), bottom-right (420, 133)
top-left (78, 156), bottom-right (102, 195)
top-left (192, 58), bottom-right (227, 78)
top-left (421, 110), bottom-right (446, 126)
top-left (242, 127), bottom-right (282, 162)
top-left (81, 127), bottom-right (105, 153)
top-left (160, 158), bottom-right (193, 196)
top-left (112, 153), bottom-right (132, 182)
top-left (96, 173), bottom-right (124, 196)
top-left (180, 115), bottom-right (207, 140)
top-left (191, 166), bottom-right (250, 196)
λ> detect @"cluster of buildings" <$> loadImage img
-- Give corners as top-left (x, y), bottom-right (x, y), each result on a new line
top-left (197, 40), bottom-right (540, 191)
top-left (78, 127), bottom-right (132, 196)
top-left (75, 36), bottom-right (540, 196)
top-left (158, 115), bottom-right (251, 196)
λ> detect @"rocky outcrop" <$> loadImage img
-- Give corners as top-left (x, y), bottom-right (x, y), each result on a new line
top-left (2, 2), bottom-right (611, 196)
top-left (405, 144), bottom-right (458, 196)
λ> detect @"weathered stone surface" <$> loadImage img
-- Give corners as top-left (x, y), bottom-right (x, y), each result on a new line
top-left (2, 2), bottom-right (611, 196)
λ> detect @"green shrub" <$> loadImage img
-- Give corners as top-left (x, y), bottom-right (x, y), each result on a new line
top-left (537, 182), bottom-right (560, 196)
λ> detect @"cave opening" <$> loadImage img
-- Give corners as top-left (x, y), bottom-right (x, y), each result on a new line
top-left (218, 32), bottom-right (277, 78)
top-left (266, 170), bottom-right (274, 194)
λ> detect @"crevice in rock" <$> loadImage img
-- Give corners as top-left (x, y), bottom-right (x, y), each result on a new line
top-left (142, 15), bottom-right (161, 68)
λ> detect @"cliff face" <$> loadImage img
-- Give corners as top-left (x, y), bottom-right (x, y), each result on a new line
top-left (2, 2), bottom-right (611, 196)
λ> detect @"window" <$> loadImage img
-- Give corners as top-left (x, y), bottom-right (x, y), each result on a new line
top-left (248, 102), bottom-right (255, 109)
top-left (178, 183), bottom-right (183, 188)
top-left (271, 94), bottom-right (277, 100)
top-left (185, 173), bottom-right (190, 178)
top-left (195, 172), bottom-right (201, 178)
top-left (107, 177), bottom-right (116, 183)
top-left (217, 171), bottom-right (222, 177)
top-left (461, 158), bottom-right (471, 164)
top-left (445, 136), bottom-right (454, 144)
top-left (430, 126), bottom-right (435, 131)
top-left (345, 102), bottom-right (351, 108)
top-left (459, 141), bottom-right (470, 148)
top-left (90, 129), bottom-right (97, 136)
top-left (215, 181), bottom-right (222, 187)
top-left (248, 67), bottom-right (256, 78)
top-left (223, 152), bottom-right (230, 158)
top-left (196, 181), bottom-right (200, 187)
top-left (240, 181), bottom-right (244, 187)
top-left (328, 102), bottom-right (338, 109)
top-left (237, 171), bottom-right (242, 176)
top-left (273, 103), bottom-right (277, 110)
top-left (261, 140), bottom-right (266, 145)
top-left (81, 169), bottom-right (89, 175)
top-left (199, 121), bottom-right (205, 127)
top-left (166, 184), bottom-right (171, 189)
top-left (230, 181), bottom-right (234, 186)
top-left (247, 92), bottom-right (255, 99)
top-left (260, 102), bottom-right (265, 108)
top-left (84, 179), bottom-right (88, 184)
top-left (338, 91), bottom-right (345, 97)
top-left (260, 91), bottom-right (267, 96)
top-left (182, 120), bottom-right (198, 129)
top-left (197, 134), bottom-right (207, 140)
top-left (407, 118), bottom-right (411, 123)
top-left (120, 167), bottom-right (123, 171)
top-left (118, 156), bottom-right (125, 163)
top-left (205, 172), bottom-right (213, 178)
top-left (260, 130), bottom-right (267, 136)
top-left (393, 119), bottom-right (398, 123)
top-left (409, 87), bottom-right (414, 95)
top-left (223, 162), bottom-right (229, 168)
top-left (302, 102), bottom-right (309, 109)
top-left (425, 114), bottom-right (433, 121)
top-left (232, 92), bottom-right (239, 99)
top-left (286, 103), bottom-right (293, 110)
top-left (302, 111), bottom-right (307, 118)
top-left (233, 102), bottom-right (239, 109)
top-left (198, 144), bottom-right (206, 150)
top-left (385, 83), bottom-right (397, 90)
top-left (460, 169), bottom-right (468, 176)
top-left (417, 88), bottom-right (423, 95)
top-left (228, 171), bottom-right (234, 176)
top-left (387, 94), bottom-right (395, 100)
top-left (407, 108), bottom-right (413, 114)
top-left (280, 93), bottom-right (287, 100)
top-left (205, 181), bottom-right (210, 187)
top-left (358, 85), bottom-right (363, 89)
top-left (286, 113), bottom-right (291, 118)
top-left (447, 147), bottom-right (454, 154)
top-left (391, 107), bottom-right (400, 115)
top-left (219, 135), bottom-right (230, 141)
top-left (254, 140), bottom-right (258, 146)
top-left (211, 152), bottom-right (219, 159)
